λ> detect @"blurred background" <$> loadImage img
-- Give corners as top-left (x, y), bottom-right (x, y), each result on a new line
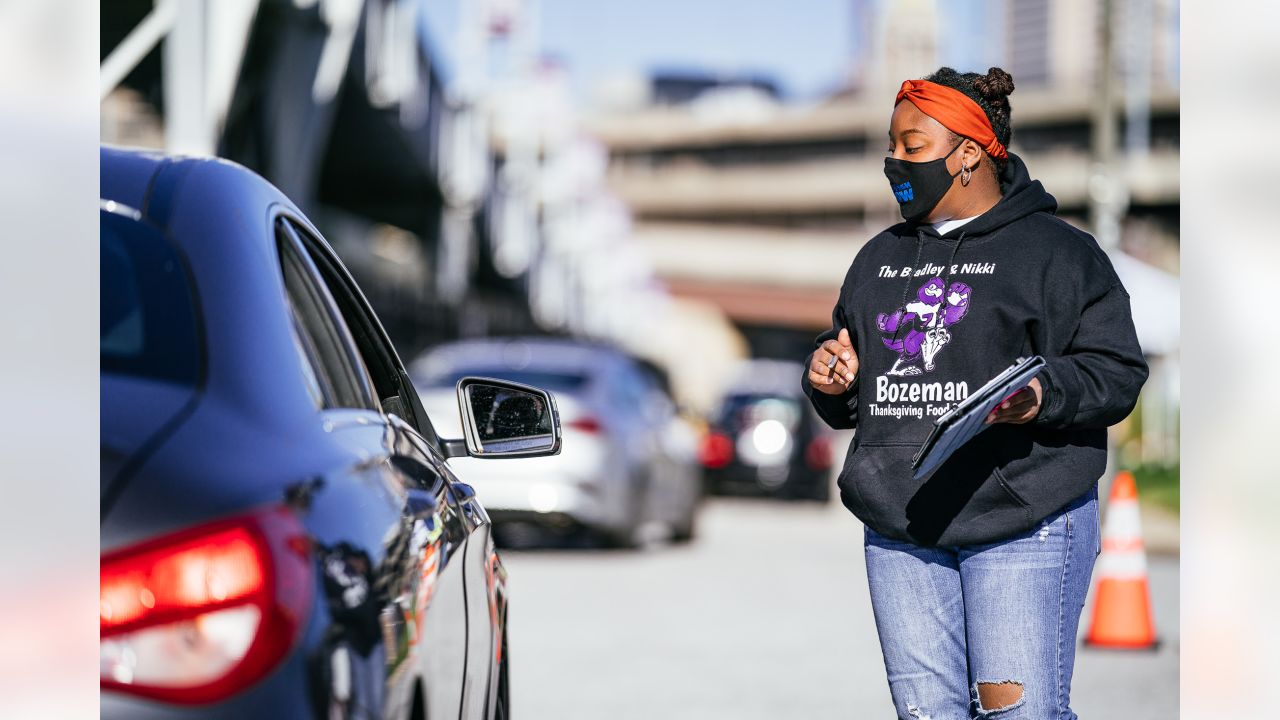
top-left (99, 0), bottom-right (1179, 717)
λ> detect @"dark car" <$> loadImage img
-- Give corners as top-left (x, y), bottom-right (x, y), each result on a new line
top-left (700, 359), bottom-right (834, 502)
top-left (100, 147), bottom-right (560, 719)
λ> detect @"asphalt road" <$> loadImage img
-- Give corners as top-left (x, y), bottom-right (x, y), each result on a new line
top-left (499, 495), bottom-right (1179, 719)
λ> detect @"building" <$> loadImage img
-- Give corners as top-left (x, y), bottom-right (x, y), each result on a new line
top-left (583, 0), bottom-right (1179, 362)
top-left (581, 0), bottom-right (1179, 463)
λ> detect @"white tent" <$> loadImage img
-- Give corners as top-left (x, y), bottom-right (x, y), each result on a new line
top-left (1110, 251), bottom-right (1180, 356)
top-left (1110, 250), bottom-right (1180, 464)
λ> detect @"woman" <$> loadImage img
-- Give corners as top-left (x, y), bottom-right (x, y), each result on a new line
top-left (802, 67), bottom-right (1148, 719)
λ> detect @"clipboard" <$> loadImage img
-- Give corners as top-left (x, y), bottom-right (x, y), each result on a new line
top-left (911, 356), bottom-right (1045, 482)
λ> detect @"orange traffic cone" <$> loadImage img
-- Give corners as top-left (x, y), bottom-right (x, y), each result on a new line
top-left (1084, 471), bottom-right (1157, 649)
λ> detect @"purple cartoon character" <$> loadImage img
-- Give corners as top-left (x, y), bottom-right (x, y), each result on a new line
top-left (876, 278), bottom-right (973, 376)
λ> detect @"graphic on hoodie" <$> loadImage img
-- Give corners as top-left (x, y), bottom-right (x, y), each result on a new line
top-left (876, 277), bottom-right (973, 376)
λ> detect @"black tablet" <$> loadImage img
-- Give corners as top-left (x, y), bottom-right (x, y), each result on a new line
top-left (911, 356), bottom-right (1046, 481)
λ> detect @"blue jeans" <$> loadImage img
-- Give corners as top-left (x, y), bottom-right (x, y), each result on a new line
top-left (863, 486), bottom-right (1101, 719)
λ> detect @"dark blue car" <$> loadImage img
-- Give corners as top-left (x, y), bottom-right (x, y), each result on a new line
top-left (100, 147), bottom-right (560, 719)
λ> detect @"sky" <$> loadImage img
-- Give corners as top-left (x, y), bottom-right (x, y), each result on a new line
top-left (533, 0), bottom-right (855, 101)
top-left (419, 0), bottom-right (1005, 105)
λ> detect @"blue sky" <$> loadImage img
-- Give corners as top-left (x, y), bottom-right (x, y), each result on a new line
top-left (532, 0), bottom-right (855, 100)
top-left (420, 0), bottom-right (1003, 103)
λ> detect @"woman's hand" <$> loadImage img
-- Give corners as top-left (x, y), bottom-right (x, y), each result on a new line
top-left (985, 377), bottom-right (1043, 424)
top-left (808, 328), bottom-right (860, 395)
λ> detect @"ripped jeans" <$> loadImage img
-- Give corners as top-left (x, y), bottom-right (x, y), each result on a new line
top-left (863, 486), bottom-right (1100, 719)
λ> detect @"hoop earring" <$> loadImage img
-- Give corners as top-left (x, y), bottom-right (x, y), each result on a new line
top-left (960, 163), bottom-right (974, 186)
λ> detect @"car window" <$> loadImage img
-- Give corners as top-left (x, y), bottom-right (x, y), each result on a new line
top-left (635, 367), bottom-right (675, 417)
top-left (284, 219), bottom-right (432, 436)
top-left (615, 363), bottom-right (651, 411)
top-left (277, 221), bottom-right (377, 411)
top-left (100, 209), bottom-right (202, 385)
top-left (286, 301), bottom-right (328, 409)
top-left (717, 394), bottom-right (802, 432)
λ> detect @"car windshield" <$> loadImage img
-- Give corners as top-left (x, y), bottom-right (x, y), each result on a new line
top-left (717, 393), bottom-right (802, 431)
top-left (424, 368), bottom-right (589, 395)
top-left (101, 211), bottom-right (202, 385)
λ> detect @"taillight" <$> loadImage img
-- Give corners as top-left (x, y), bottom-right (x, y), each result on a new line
top-left (699, 432), bottom-right (734, 469)
top-left (567, 416), bottom-right (602, 434)
top-left (100, 507), bottom-right (312, 704)
top-left (805, 435), bottom-right (833, 471)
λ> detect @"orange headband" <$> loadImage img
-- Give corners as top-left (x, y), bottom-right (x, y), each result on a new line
top-left (895, 79), bottom-right (1008, 160)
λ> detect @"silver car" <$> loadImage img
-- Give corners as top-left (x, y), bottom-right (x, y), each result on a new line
top-left (411, 338), bottom-right (702, 548)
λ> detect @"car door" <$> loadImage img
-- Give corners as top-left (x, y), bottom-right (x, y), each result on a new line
top-left (610, 361), bottom-right (663, 522)
top-left (278, 217), bottom-right (473, 719)
top-left (282, 216), bottom-right (502, 719)
top-left (627, 362), bottom-right (691, 530)
top-left (403, 425), bottom-right (504, 720)
top-left (380, 421), bottom-right (471, 720)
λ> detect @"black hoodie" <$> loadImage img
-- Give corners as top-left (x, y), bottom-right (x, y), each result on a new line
top-left (803, 152), bottom-right (1148, 547)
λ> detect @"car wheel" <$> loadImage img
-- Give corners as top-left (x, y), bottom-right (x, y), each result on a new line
top-left (671, 506), bottom-right (697, 543)
top-left (602, 470), bottom-right (648, 549)
top-left (599, 524), bottom-right (641, 550)
top-left (803, 474), bottom-right (831, 503)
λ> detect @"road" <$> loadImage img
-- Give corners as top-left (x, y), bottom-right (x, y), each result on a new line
top-left (499, 495), bottom-right (1179, 719)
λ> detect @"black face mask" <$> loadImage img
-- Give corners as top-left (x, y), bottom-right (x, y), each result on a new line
top-left (883, 141), bottom-right (963, 222)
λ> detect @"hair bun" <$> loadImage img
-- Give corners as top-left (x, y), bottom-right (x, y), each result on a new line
top-left (973, 67), bottom-right (1015, 101)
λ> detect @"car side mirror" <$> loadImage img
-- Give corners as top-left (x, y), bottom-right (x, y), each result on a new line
top-left (446, 377), bottom-right (562, 459)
